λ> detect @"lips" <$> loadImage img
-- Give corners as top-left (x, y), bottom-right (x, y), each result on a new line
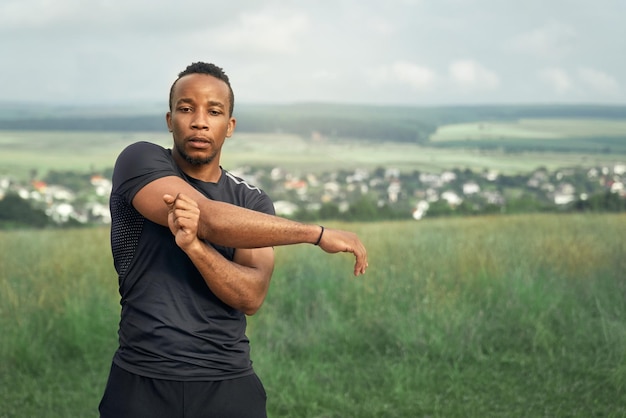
top-left (187, 136), bottom-right (211, 149)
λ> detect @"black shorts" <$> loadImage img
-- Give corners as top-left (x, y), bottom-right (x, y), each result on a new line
top-left (98, 363), bottom-right (267, 418)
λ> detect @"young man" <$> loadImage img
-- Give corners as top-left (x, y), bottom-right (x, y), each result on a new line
top-left (99, 62), bottom-right (368, 417)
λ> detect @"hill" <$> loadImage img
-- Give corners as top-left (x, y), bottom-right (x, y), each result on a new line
top-left (1, 103), bottom-right (625, 152)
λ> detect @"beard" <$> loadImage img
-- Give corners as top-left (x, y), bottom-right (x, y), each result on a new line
top-left (175, 142), bottom-right (216, 166)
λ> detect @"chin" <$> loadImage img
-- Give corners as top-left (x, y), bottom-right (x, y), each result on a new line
top-left (185, 154), bottom-right (214, 166)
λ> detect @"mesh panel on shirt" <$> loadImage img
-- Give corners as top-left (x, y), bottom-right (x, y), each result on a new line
top-left (110, 194), bottom-right (144, 278)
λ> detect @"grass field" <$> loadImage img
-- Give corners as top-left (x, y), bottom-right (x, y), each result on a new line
top-left (1, 214), bottom-right (625, 417)
top-left (430, 118), bottom-right (626, 142)
top-left (428, 118), bottom-right (626, 154)
top-left (0, 130), bottom-right (172, 179)
top-left (1, 129), bottom-right (625, 182)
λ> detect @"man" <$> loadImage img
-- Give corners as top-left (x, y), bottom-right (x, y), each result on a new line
top-left (99, 62), bottom-right (368, 417)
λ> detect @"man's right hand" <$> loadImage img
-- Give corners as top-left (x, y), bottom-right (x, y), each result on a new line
top-left (316, 228), bottom-right (369, 276)
top-left (163, 193), bottom-right (201, 251)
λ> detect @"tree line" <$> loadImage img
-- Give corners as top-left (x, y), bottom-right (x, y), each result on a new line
top-left (2, 103), bottom-right (625, 146)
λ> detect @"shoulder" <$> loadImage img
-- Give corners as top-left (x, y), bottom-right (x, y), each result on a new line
top-left (117, 141), bottom-right (168, 160)
top-left (114, 141), bottom-right (171, 169)
top-left (220, 170), bottom-right (275, 215)
top-left (222, 171), bottom-right (263, 195)
top-left (112, 141), bottom-right (177, 192)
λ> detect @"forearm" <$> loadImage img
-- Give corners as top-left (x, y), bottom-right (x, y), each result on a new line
top-left (161, 189), bottom-right (368, 275)
top-left (196, 198), bottom-right (320, 248)
top-left (183, 240), bottom-right (272, 315)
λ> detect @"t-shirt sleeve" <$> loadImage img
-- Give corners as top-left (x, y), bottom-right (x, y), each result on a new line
top-left (253, 192), bottom-right (276, 217)
top-left (112, 141), bottom-right (179, 204)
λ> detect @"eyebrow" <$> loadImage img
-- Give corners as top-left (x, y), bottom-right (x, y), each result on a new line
top-left (175, 98), bottom-right (225, 108)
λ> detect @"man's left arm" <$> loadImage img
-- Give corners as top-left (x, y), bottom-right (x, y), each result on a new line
top-left (165, 192), bottom-right (274, 315)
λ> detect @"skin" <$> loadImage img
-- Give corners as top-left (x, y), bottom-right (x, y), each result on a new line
top-left (132, 73), bottom-right (368, 282)
top-left (166, 73), bottom-right (235, 183)
top-left (158, 73), bottom-right (272, 314)
top-left (165, 192), bottom-right (274, 315)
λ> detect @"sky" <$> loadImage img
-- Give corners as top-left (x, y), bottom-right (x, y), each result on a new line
top-left (1, 0), bottom-right (624, 107)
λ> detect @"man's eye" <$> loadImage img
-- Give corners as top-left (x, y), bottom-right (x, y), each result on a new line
top-left (209, 110), bottom-right (221, 116)
top-left (179, 107), bottom-right (192, 112)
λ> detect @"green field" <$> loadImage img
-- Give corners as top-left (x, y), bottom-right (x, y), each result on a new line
top-left (430, 118), bottom-right (626, 141)
top-left (1, 214), bottom-right (625, 417)
top-left (1, 129), bottom-right (625, 181)
top-left (428, 118), bottom-right (626, 155)
top-left (0, 130), bottom-right (172, 179)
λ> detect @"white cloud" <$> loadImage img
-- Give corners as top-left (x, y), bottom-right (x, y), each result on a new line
top-left (537, 67), bottom-right (620, 99)
top-left (449, 60), bottom-right (499, 90)
top-left (366, 61), bottom-right (438, 90)
top-left (510, 21), bottom-right (577, 59)
top-left (539, 67), bottom-right (572, 93)
top-left (392, 61), bottom-right (438, 90)
top-left (211, 11), bottom-right (310, 54)
top-left (310, 70), bottom-right (338, 81)
top-left (577, 68), bottom-right (620, 94)
top-left (0, 0), bottom-right (254, 37)
top-left (0, 0), bottom-right (623, 105)
top-left (0, 0), bottom-right (80, 28)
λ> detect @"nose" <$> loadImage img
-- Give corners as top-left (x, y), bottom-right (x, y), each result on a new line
top-left (191, 112), bottom-right (209, 130)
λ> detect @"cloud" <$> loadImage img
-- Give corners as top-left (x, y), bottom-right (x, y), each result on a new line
top-left (538, 67), bottom-right (620, 97)
top-left (0, 0), bottom-right (255, 37)
top-left (577, 68), bottom-right (620, 94)
top-left (539, 67), bottom-right (573, 93)
top-left (391, 61), bottom-right (438, 90)
top-left (367, 61), bottom-right (438, 90)
top-left (0, 0), bottom-right (623, 105)
top-left (210, 11), bottom-right (310, 54)
top-left (0, 0), bottom-right (80, 29)
top-left (449, 60), bottom-right (500, 90)
top-left (510, 21), bottom-right (577, 59)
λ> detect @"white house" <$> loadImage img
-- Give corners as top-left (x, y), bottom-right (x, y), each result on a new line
top-left (610, 181), bottom-right (624, 194)
top-left (412, 200), bottom-right (429, 220)
top-left (387, 180), bottom-right (401, 203)
top-left (273, 200), bottom-right (299, 217)
top-left (463, 182), bottom-right (480, 195)
top-left (441, 191), bottom-right (463, 206)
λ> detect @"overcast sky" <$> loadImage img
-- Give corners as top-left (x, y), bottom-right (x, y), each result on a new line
top-left (1, 0), bottom-right (624, 107)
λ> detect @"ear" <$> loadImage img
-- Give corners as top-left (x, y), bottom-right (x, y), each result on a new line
top-left (166, 112), bottom-right (173, 132)
top-left (226, 117), bottom-right (237, 138)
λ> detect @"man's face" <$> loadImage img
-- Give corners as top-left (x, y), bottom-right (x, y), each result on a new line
top-left (166, 73), bottom-right (235, 167)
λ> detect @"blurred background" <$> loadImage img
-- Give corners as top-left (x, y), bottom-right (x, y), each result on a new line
top-left (1, 1), bottom-right (625, 417)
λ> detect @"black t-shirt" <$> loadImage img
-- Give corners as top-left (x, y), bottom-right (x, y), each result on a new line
top-left (109, 141), bottom-right (275, 381)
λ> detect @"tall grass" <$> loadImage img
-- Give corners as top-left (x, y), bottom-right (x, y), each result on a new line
top-left (0, 228), bottom-right (118, 417)
top-left (1, 214), bottom-right (625, 417)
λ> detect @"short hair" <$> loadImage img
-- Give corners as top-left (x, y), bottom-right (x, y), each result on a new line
top-left (168, 62), bottom-right (235, 116)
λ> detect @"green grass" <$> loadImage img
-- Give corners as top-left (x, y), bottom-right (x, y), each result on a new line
top-left (429, 119), bottom-right (626, 154)
top-left (430, 118), bottom-right (626, 142)
top-left (0, 131), bottom-right (172, 179)
top-left (1, 214), bottom-right (625, 417)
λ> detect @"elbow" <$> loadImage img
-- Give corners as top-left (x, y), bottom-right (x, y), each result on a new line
top-left (243, 308), bottom-right (259, 316)
top-left (239, 279), bottom-right (271, 315)
top-left (240, 295), bottom-right (267, 316)
top-left (242, 300), bottom-right (263, 316)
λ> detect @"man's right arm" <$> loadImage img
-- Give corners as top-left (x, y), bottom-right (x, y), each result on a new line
top-left (133, 176), bottom-right (368, 275)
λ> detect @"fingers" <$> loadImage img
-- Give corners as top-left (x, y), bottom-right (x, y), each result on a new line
top-left (352, 241), bottom-right (369, 276)
top-left (163, 193), bottom-right (175, 206)
top-left (319, 228), bottom-right (369, 276)
top-left (173, 209), bottom-right (198, 233)
top-left (163, 193), bottom-right (197, 209)
top-left (163, 193), bottom-right (200, 235)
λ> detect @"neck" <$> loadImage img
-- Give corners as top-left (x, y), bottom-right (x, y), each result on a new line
top-left (172, 150), bottom-right (222, 182)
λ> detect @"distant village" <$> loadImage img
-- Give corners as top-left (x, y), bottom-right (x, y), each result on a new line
top-left (0, 161), bottom-right (625, 227)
